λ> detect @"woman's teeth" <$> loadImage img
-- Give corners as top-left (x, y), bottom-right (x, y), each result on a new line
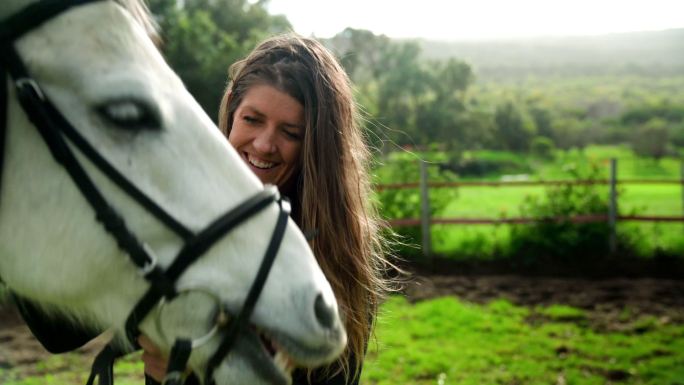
top-left (248, 154), bottom-right (275, 169)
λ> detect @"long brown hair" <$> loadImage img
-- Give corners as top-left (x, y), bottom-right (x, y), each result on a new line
top-left (218, 34), bottom-right (390, 380)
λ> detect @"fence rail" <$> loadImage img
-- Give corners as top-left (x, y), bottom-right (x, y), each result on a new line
top-left (376, 178), bottom-right (683, 191)
top-left (388, 215), bottom-right (684, 227)
top-left (377, 159), bottom-right (684, 257)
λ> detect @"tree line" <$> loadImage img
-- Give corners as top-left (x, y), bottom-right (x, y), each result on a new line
top-left (148, 0), bottom-right (684, 160)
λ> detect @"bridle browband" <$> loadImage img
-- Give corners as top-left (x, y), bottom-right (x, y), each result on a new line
top-left (0, 1), bottom-right (291, 384)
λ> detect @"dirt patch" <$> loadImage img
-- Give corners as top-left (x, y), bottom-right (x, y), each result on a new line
top-left (403, 274), bottom-right (684, 331)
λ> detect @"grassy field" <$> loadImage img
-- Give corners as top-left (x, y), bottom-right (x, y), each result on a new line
top-left (5, 294), bottom-right (683, 385)
top-left (374, 145), bottom-right (684, 257)
top-left (363, 296), bottom-right (684, 385)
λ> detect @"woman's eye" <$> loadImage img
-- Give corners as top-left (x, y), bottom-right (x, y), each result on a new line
top-left (284, 130), bottom-right (302, 140)
top-left (243, 116), bottom-right (259, 124)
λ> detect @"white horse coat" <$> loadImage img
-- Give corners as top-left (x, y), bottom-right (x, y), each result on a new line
top-left (0, 1), bottom-right (345, 384)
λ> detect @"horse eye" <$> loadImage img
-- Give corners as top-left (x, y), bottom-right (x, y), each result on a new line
top-left (97, 99), bottom-right (161, 131)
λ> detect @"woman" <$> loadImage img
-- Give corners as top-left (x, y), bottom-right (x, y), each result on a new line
top-left (141, 33), bottom-right (392, 384)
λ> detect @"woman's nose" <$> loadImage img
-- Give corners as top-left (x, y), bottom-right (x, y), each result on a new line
top-left (253, 127), bottom-right (277, 154)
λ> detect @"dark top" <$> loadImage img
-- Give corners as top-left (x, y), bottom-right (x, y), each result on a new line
top-left (292, 360), bottom-right (361, 385)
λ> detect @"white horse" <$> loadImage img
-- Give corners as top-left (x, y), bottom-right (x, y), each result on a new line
top-left (0, 1), bottom-right (345, 384)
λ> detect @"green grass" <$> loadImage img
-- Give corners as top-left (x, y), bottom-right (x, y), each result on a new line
top-left (1, 353), bottom-right (144, 385)
top-left (7, 296), bottom-right (684, 385)
top-left (361, 296), bottom-right (684, 385)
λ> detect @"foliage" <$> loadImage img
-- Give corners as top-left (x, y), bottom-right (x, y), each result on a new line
top-left (508, 161), bottom-right (629, 263)
top-left (147, 0), bottom-right (291, 120)
top-left (530, 136), bottom-right (556, 160)
top-left (363, 296), bottom-right (684, 385)
top-left (631, 118), bottom-right (671, 160)
top-left (438, 150), bottom-right (532, 178)
top-left (494, 101), bottom-right (535, 152)
top-left (143, 8), bottom-right (684, 155)
top-left (329, 29), bottom-right (684, 155)
top-left (327, 29), bottom-right (474, 150)
top-left (621, 102), bottom-right (684, 125)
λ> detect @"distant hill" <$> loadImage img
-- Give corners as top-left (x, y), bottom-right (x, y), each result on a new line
top-left (415, 29), bottom-right (684, 80)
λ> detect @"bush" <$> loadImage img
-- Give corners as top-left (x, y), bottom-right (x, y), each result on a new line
top-left (508, 162), bottom-right (633, 265)
top-left (437, 151), bottom-right (532, 178)
top-left (530, 136), bottom-right (556, 160)
top-left (631, 118), bottom-right (670, 160)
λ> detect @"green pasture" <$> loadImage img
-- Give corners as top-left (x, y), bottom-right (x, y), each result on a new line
top-left (5, 295), bottom-right (683, 385)
top-left (430, 184), bottom-right (684, 257)
top-left (362, 296), bottom-right (684, 385)
top-left (374, 145), bottom-right (684, 258)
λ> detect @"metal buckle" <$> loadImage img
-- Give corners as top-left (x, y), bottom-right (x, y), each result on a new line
top-left (15, 77), bottom-right (45, 101)
top-left (155, 288), bottom-right (228, 349)
top-left (162, 371), bottom-right (184, 385)
top-left (139, 243), bottom-right (158, 276)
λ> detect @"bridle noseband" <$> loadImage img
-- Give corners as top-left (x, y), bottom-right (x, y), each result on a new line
top-left (0, 1), bottom-right (291, 384)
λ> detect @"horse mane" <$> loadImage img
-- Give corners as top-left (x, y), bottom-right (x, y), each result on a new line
top-left (115, 0), bottom-right (160, 46)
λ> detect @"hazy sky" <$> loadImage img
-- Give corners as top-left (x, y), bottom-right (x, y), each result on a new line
top-left (265, 0), bottom-right (684, 40)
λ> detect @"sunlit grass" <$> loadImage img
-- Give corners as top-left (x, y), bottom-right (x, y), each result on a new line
top-left (361, 296), bottom-right (684, 385)
top-left (2, 353), bottom-right (144, 385)
top-left (7, 296), bottom-right (684, 385)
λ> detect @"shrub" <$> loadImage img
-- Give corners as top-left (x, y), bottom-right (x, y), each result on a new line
top-left (530, 136), bottom-right (556, 160)
top-left (508, 162), bottom-right (633, 265)
top-left (631, 118), bottom-right (670, 160)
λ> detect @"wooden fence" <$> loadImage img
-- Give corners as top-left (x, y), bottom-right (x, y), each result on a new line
top-left (377, 159), bottom-right (684, 257)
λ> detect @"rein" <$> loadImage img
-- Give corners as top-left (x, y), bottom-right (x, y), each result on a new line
top-left (0, 1), bottom-right (291, 384)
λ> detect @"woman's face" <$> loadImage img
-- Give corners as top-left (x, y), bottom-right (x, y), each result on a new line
top-left (228, 84), bottom-right (305, 190)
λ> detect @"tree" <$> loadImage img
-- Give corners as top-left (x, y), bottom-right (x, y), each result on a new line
top-left (494, 102), bottom-right (535, 152)
top-left (328, 30), bottom-right (474, 149)
top-left (147, 0), bottom-right (291, 120)
top-left (327, 28), bottom-right (392, 84)
top-left (530, 136), bottom-right (556, 160)
top-left (529, 106), bottom-right (554, 139)
top-left (631, 118), bottom-right (670, 160)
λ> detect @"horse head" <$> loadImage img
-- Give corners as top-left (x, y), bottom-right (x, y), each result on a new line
top-left (0, 1), bottom-right (346, 384)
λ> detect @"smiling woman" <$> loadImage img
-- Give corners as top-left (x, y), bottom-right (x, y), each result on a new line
top-left (218, 33), bottom-right (395, 385)
top-left (228, 84), bottom-right (305, 192)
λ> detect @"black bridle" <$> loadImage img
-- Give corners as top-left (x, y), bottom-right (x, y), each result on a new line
top-left (0, 1), bottom-right (291, 384)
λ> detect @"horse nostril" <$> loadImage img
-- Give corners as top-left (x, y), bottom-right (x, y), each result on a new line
top-left (314, 293), bottom-right (336, 330)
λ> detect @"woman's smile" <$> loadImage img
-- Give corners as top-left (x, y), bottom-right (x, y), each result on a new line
top-left (246, 153), bottom-right (276, 169)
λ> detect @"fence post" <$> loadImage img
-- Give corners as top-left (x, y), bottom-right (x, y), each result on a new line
top-left (681, 161), bottom-right (684, 220)
top-left (608, 158), bottom-right (618, 254)
top-left (419, 160), bottom-right (432, 260)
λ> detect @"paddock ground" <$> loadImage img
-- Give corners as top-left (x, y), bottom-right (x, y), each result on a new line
top-left (2, 274), bottom-right (683, 383)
